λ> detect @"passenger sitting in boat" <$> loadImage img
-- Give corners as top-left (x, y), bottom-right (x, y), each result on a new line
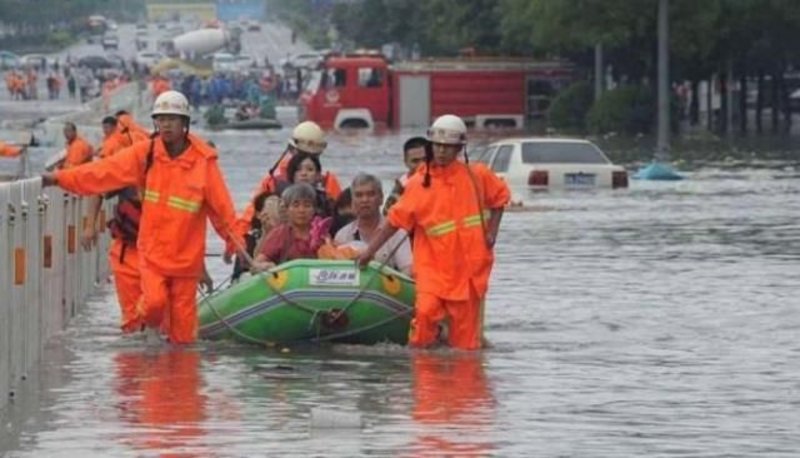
top-left (235, 101), bottom-right (260, 121)
top-left (383, 136), bottom-right (428, 215)
top-left (226, 121), bottom-right (341, 261)
top-left (330, 187), bottom-right (354, 236)
top-left (251, 183), bottom-right (329, 272)
top-left (276, 151), bottom-right (335, 218)
top-left (334, 173), bottom-right (412, 276)
top-left (232, 191), bottom-right (283, 281)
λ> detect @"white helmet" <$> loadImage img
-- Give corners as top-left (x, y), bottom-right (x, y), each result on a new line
top-left (151, 90), bottom-right (190, 119)
top-left (427, 114), bottom-right (467, 145)
top-left (289, 121), bottom-right (327, 154)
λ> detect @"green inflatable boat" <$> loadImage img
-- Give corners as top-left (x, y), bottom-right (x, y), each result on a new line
top-left (198, 259), bottom-right (415, 346)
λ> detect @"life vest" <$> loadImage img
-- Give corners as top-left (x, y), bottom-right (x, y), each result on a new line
top-left (107, 186), bottom-right (142, 244)
top-left (106, 140), bottom-right (155, 259)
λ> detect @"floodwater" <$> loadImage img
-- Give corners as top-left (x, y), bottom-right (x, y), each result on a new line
top-left (2, 126), bottom-right (800, 457)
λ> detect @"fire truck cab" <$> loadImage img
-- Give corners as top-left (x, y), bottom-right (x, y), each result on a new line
top-left (299, 53), bottom-right (390, 130)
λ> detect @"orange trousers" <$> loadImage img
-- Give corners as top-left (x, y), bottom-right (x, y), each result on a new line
top-left (108, 239), bottom-right (142, 333)
top-left (138, 264), bottom-right (199, 344)
top-left (409, 284), bottom-right (484, 351)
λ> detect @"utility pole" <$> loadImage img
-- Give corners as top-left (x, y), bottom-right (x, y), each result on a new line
top-left (635, 0), bottom-right (682, 179)
top-left (656, 0), bottom-right (670, 161)
top-left (594, 43), bottom-right (603, 101)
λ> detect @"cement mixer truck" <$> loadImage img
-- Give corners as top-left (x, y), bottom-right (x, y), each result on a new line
top-left (158, 27), bottom-right (241, 59)
top-left (153, 27), bottom-right (242, 75)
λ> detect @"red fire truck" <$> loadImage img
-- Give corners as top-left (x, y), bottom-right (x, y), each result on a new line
top-left (298, 53), bottom-right (573, 130)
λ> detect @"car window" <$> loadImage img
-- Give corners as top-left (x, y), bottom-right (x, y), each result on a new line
top-left (322, 68), bottom-right (346, 88)
top-left (473, 145), bottom-right (497, 164)
top-left (491, 145), bottom-right (513, 173)
top-left (358, 67), bottom-right (383, 88)
top-left (304, 70), bottom-right (322, 92)
top-left (522, 142), bottom-right (610, 164)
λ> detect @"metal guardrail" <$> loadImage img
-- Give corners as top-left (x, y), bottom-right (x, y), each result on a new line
top-left (0, 178), bottom-right (110, 410)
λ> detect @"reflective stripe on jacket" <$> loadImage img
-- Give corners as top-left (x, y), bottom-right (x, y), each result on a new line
top-left (387, 161), bottom-right (510, 301)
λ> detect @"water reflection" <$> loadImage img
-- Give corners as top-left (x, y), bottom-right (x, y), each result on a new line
top-left (409, 352), bottom-right (495, 456)
top-left (113, 349), bottom-right (208, 457)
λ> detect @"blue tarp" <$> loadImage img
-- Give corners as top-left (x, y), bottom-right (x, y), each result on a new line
top-left (633, 162), bottom-right (684, 180)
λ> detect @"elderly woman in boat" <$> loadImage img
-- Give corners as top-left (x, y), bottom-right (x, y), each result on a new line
top-left (251, 183), bottom-right (330, 272)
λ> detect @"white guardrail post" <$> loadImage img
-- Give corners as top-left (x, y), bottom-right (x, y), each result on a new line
top-left (0, 179), bottom-right (111, 409)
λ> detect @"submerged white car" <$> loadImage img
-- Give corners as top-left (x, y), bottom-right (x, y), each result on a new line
top-left (476, 138), bottom-right (628, 189)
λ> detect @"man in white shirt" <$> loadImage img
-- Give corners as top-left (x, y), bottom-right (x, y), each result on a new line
top-left (334, 173), bottom-right (413, 276)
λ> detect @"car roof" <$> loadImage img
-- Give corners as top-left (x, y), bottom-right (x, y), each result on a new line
top-left (488, 137), bottom-right (595, 146)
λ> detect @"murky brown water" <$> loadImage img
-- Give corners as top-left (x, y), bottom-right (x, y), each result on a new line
top-left (2, 126), bottom-right (800, 457)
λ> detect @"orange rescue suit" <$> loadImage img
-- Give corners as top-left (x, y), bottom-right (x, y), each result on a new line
top-left (109, 238), bottom-right (142, 333)
top-left (99, 130), bottom-right (128, 159)
top-left (100, 129), bottom-right (144, 333)
top-left (55, 134), bottom-right (241, 343)
top-left (387, 161), bottom-right (510, 350)
top-left (62, 135), bottom-right (93, 169)
top-left (117, 113), bottom-right (150, 142)
top-left (0, 141), bottom-right (22, 157)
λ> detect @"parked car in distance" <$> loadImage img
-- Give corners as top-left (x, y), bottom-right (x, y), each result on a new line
top-left (77, 55), bottom-right (113, 71)
top-left (136, 51), bottom-right (164, 68)
top-left (281, 52), bottom-right (323, 69)
top-left (102, 33), bottom-right (119, 51)
top-left (105, 53), bottom-right (127, 69)
top-left (19, 53), bottom-right (49, 69)
top-left (476, 138), bottom-right (628, 189)
top-left (0, 50), bottom-right (20, 69)
top-left (166, 25), bottom-right (185, 38)
top-left (234, 54), bottom-right (256, 71)
top-left (212, 52), bottom-right (238, 73)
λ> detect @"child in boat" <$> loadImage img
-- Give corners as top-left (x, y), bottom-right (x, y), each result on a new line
top-left (233, 191), bottom-right (283, 281)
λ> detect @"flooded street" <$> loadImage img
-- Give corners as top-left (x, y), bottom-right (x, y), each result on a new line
top-left (1, 125), bottom-right (799, 456)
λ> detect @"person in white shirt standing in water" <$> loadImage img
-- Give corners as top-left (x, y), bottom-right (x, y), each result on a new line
top-left (334, 173), bottom-right (413, 276)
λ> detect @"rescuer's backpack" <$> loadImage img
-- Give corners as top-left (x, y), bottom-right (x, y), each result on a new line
top-left (107, 139), bottom-right (155, 251)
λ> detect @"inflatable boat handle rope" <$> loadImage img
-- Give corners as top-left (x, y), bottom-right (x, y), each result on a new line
top-left (198, 231), bottom-right (411, 347)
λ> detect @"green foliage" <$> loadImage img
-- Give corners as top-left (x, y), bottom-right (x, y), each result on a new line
top-left (0, 0), bottom-right (144, 27)
top-left (46, 31), bottom-right (75, 48)
top-left (329, 0), bottom-right (503, 56)
top-left (547, 81), bottom-right (594, 133)
top-left (587, 86), bottom-right (655, 135)
top-left (267, 0), bottom-right (332, 49)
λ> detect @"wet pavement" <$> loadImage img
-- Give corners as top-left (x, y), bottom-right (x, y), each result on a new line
top-left (3, 17), bottom-right (800, 458)
top-left (1, 123), bottom-right (799, 456)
